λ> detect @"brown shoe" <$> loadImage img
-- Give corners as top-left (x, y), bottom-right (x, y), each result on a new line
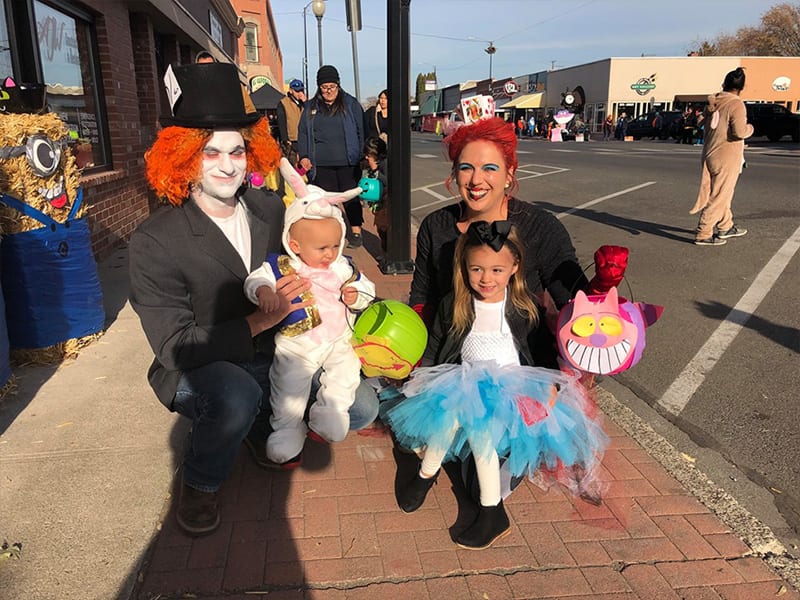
top-left (176, 483), bottom-right (220, 536)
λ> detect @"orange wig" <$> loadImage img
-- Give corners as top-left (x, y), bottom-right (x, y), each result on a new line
top-left (145, 118), bottom-right (281, 206)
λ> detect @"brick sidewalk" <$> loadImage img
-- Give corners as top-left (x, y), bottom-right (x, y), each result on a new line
top-left (132, 215), bottom-right (799, 599)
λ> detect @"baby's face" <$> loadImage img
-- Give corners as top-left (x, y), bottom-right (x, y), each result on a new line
top-left (288, 217), bottom-right (342, 269)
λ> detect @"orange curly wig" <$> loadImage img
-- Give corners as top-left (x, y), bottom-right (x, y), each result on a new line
top-left (144, 118), bottom-right (281, 206)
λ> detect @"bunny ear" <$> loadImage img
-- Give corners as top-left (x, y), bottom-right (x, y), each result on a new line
top-left (338, 186), bottom-right (364, 203)
top-left (279, 157), bottom-right (310, 199)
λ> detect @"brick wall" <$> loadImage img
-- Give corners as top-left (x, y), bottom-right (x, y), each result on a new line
top-left (77, 1), bottom-right (158, 259)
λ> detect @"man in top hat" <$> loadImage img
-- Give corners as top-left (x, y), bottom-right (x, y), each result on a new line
top-left (128, 62), bottom-right (299, 536)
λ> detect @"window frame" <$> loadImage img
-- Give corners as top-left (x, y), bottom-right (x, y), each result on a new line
top-left (243, 21), bottom-right (258, 63)
top-left (4, 0), bottom-right (111, 173)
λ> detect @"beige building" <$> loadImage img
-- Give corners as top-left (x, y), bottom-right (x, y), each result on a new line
top-left (544, 57), bottom-right (800, 132)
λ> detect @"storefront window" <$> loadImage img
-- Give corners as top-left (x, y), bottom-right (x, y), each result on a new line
top-left (0, 5), bottom-right (12, 78)
top-left (34, 0), bottom-right (108, 170)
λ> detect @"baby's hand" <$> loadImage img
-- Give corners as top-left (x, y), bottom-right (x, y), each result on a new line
top-left (256, 285), bottom-right (283, 314)
top-left (341, 286), bottom-right (359, 306)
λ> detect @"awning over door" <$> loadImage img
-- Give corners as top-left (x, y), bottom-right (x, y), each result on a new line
top-left (251, 84), bottom-right (285, 110)
top-left (503, 92), bottom-right (545, 109)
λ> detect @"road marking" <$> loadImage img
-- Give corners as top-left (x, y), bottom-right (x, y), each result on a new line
top-left (552, 149), bottom-right (579, 153)
top-left (554, 181), bottom-right (657, 220)
top-left (658, 223), bottom-right (800, 416)
top-left (411, 166), bottom-right (569, 213)
top-left (414, 154), bottom-right (438, 159)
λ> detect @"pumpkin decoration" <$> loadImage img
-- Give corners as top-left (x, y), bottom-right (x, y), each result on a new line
top-left (352, 300), bottom-right (427, 379)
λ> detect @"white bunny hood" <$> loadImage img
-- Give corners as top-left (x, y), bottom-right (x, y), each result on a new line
top-left (278, 157), bottom-right (363, 264)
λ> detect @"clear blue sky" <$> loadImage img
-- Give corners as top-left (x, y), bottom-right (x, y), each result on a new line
top-left (270, 0), bottom-right (772, 101)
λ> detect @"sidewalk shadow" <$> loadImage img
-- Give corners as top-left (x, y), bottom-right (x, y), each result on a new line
top-left (131, 420), bottom-right (331, 597)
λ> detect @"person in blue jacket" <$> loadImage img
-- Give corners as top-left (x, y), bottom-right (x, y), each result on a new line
top-left (297, 65), bottom-right (366, 247)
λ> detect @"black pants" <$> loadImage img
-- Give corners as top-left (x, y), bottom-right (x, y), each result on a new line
top-left (312, 164), bottom-right (363, 228)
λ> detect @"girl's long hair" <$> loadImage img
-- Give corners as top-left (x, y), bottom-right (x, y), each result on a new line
top-left (450, 225), bottom-right (538, 338)
top-left (145, 118), bottom-right (280, 206)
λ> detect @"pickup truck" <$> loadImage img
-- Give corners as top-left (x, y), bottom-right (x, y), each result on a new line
top-left (744, 103), bottom-right (800, 142)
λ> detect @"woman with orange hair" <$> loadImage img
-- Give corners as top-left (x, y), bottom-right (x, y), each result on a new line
top-left (409, 115), bottom-right (587, 369)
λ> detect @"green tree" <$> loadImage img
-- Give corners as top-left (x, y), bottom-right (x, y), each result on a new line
top-left (688, 2), bottom-right (800, 56)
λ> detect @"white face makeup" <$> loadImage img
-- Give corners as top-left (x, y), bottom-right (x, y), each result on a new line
top-left (196, 129), bottom-right (247, 206)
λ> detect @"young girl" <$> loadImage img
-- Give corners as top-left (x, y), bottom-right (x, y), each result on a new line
top-left (362, 136), bottom-right (389, 255)
top-left (384, 221), bottom-right (608, 550)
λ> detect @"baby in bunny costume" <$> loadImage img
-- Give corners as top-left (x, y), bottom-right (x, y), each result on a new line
top-left (245, 158), bottom-right (375, 465)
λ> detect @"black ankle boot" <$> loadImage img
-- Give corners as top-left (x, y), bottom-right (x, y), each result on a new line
top-left (456, 500), bottom-right (510, 549)
top-left (398, 471), bottom-right (439, 513)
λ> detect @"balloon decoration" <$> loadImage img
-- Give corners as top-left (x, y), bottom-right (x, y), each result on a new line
top-left (352, 300), bottom-right (427, 378)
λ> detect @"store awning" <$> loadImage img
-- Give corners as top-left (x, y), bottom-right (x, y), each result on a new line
top-left (674, 94), bottom-right (709, 103)
top-left (251, 84), bottom-right (285, 111)
top-left (502, 92), bottom-right (544, 109)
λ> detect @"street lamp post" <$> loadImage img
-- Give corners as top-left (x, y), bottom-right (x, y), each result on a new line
top-left (302, 4), bottom-right (309, 91)
top-left (312, 0), bottom-right (326, 68)
top-left (485, 41), bottom-right (496, 81)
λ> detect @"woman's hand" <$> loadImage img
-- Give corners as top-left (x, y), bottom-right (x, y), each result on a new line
top-left (299, 157), bottom-right (312, 173)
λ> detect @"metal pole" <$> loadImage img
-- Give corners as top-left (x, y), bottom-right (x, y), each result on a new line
top-left (303, 5), bottom-right (309, 91)
top-left (383, 0), bottom-right (413, 274)
top-left (316, 16), bottom-right (324, 67)
top-left (350, 30), bottom-right (361, 102)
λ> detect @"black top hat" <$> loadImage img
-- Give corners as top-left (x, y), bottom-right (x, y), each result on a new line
top-left (160, 63), bottom-right (260, 128)
top-left (0, 78), bottom-right (47, 114)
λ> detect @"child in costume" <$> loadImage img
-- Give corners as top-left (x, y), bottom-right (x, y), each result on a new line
top-left (244, 158), bottom-right (376, 466)
top-left (362, 136), bottom-right (389, 254)
top-left (383, 220), bottom-right (608, 550)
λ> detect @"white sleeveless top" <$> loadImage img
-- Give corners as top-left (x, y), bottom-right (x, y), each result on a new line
top-left (461, 293), bottom-right (520, 367)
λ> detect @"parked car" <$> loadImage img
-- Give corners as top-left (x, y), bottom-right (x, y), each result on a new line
top-left (626, 110), bottom-right (683, 140)
top-left (745, 103), bottom-right (800, 142)
top-left (442, 110), bottom-right (464, 136)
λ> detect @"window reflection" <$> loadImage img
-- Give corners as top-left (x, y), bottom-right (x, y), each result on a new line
top-left (35, 0), bottom-right (103, 170)
top-left (0, 4), bottom-right (12, 78)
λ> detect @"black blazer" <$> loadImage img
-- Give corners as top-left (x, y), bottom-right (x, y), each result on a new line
top-left (129, 189), bottom-right (285, 408)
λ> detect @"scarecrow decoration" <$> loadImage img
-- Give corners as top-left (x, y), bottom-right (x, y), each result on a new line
top-left (0, 77), bottom-right (105, 363)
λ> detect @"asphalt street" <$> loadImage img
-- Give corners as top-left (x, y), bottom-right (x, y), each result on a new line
top-left (407, 132), bottom-right (800, 548)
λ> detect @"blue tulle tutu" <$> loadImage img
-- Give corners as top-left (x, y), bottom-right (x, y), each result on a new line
top-left (384, 361), bottom-right (608, 481)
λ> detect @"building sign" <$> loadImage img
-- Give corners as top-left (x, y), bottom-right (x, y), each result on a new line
top-left (772, 76), bottom-right (791, 92)
top-left (250, 75), bottom-right (269, 92)
top-left (503, 80), bottom-right (519, 96)
top-left (630, 73), bottom-right (657, 96)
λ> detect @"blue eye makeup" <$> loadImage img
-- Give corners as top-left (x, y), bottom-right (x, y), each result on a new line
top-left (483, 163), bottom-right (500, 172)
top-left (457, 162), bottom-right (473, 171)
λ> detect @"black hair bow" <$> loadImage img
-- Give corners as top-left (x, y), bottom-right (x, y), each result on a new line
top-left (466, 220), bottom-right (512, 251)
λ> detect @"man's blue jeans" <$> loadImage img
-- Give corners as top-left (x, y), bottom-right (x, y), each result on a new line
top-left (173, 355), bottom-right (378, 491)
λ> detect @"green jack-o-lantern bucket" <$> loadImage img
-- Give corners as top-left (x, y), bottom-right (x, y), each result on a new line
top-left (352, 300), bottom-right (427, 378)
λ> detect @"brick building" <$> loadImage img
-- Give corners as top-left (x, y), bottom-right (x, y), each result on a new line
top-left (1, 0), bottom-right (277, 259)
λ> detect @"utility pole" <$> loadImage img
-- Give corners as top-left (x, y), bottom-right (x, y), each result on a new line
top-left (383, 0), bottom-right (413, 274)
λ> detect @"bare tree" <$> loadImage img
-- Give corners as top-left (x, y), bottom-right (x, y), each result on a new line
top-left (688, 2), bottom-right (800, 56)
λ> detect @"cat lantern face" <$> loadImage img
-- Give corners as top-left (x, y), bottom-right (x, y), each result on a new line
top-left (556, 287), bottom-right (662, 375)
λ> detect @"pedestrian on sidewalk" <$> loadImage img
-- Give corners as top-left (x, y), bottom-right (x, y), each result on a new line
top-left (384, 221), bottom-right (608, 550)
top-left (362, 136), bottom-right (390, 255)
top-left (128, 63), bottom-right (376, 537)
top-left (689, 67), bottom-right (753, 246)
top-left (297, 65), bottom-right (365, 248)
top-left (244, 159), bottom-right (375, 467)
